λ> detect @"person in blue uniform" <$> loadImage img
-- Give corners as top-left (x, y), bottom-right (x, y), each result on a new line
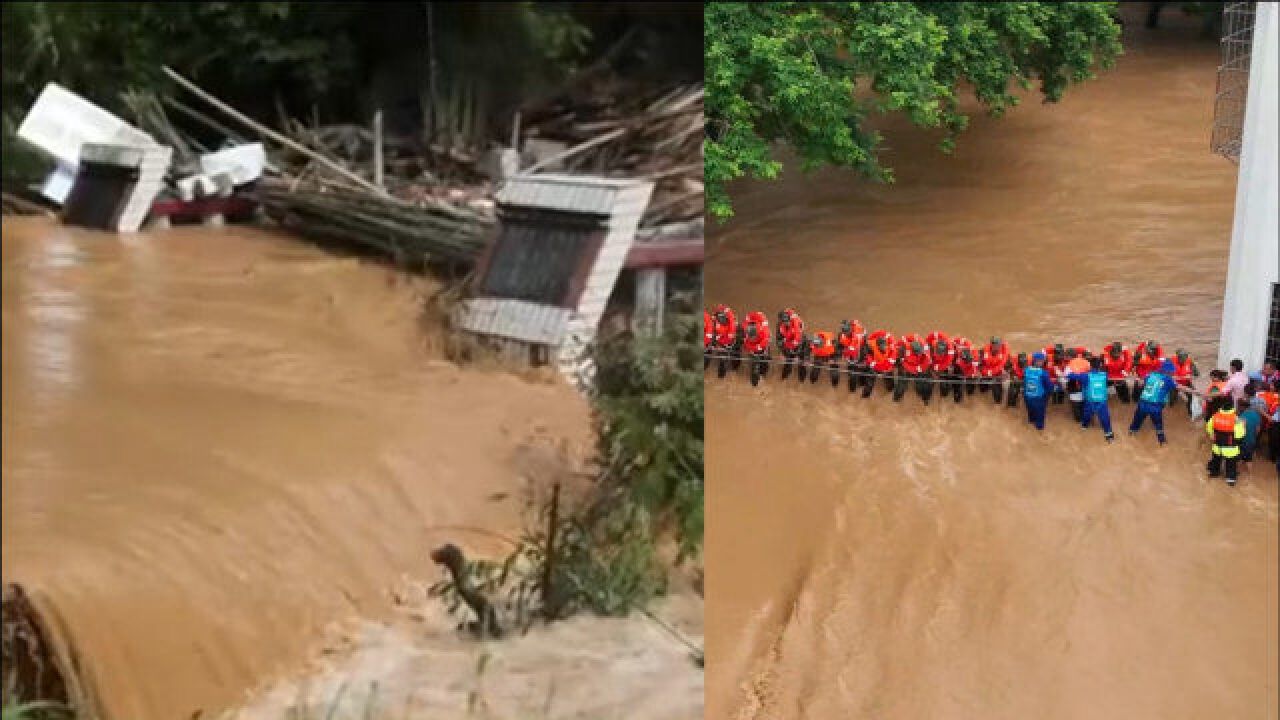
top-left (1071, 356), bottom-right (1115, 443)
top-left (1128, 359), bottom-right (1176, 444)
top-left (1022, 352), bottom-right (1055, 431)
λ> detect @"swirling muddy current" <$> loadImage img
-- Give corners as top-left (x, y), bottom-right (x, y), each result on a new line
top-left (1, 217), bottom-right (595, 718)
top-left (705, 12), bottom-right (1278, 720)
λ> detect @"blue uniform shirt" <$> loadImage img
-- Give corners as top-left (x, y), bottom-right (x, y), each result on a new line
top-left (1069, 370), bottom-right (1110, 404)
top-left (1139, 371), bottom-right (1173, 405)
top-left (1023, 366), bottom-right (1053, 400)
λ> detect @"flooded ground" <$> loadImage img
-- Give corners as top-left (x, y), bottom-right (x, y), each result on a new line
top-left (705, 8), bottom-right (1278, 720)
top-left (0, 216), bottom-right (637, 718)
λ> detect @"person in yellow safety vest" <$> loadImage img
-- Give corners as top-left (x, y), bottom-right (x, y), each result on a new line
top-left (1206, 397), bottom-right (1247, 487)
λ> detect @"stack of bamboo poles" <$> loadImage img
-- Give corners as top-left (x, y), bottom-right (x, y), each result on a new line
top-left (256, 178), bottom-right (489, 265)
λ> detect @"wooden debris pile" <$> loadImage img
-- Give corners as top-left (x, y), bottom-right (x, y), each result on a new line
top-left (138, 65), bottom-right (701, 270)
top-left (521, 82), bottom-right (703, 227)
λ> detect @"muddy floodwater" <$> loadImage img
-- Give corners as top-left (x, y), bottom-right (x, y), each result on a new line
top-left (1, 217), bottom-right (598, 718)
top-left (705, 10), bottom-right (1278, 720)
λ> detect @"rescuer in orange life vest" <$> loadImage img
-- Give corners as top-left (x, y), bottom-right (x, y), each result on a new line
top-left (741, 311), bottom-right (771, 387)
top-left (1132, 340), bottom-right (1165, 399)
top-left (862, 330), bottom-right (898, 398)
top-left (838, 319), bottom-right (867, 393)
top-left (807, 330), bottom-right (839, 386)
top-left (711, 304), bottom-right (741, 379)
top-left (927, 332), bottom-right (956, 403)
top-left (1043, 342), bottom-right (1070, 405)
top-left (1206, 396), bottom-right (1247, 487)
top-left (979, 336), bottom-right (1010, 404)
top-left (895, 335), bottom-right (933, 404)
top-left (776, 308), bottom-right (807, 382)
top-left (1169, 349), bottom-right (1200, 414)
top-left (1103, 342), bottom-right (1134, 402)
top-left (952, 338), bottom-right (980, 402)
top-left (703, 310), bottom-right (713, 369)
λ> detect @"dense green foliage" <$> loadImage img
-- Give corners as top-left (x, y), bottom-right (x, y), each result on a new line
top-left (433, 306), bottom-right (702, 629)
top-left (705, 2), bottom-right (1123, 218)
top-left (592, 307), bottom-right (704, 561)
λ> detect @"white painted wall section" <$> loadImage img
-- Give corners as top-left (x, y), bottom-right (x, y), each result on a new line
top-left (1218, 1), bottom-right (1278, 369)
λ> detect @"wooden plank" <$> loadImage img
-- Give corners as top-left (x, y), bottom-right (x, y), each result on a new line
top-left (624, 238), bottom-right (704, 268)
top-left (162, 66), bottom-right (384, 195)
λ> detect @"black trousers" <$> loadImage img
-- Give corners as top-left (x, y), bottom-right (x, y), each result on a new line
top-left (892, 372), bottom-right (932, 403)
top-left (749, 352), bottom-right (770, 386)
top-left (949, 376), bottom-right (977, 401)
top-left (861, 370), bottom-right (893, 398)
top-left (716, 347), bottom-right (740, 378)
top-left (780, 349), bottom-right (802, 380)
top-left (991, 379), bottom-right (1004, 405)
top-left (1207, 453), bottom-right (1239, 481)
top-left (847, 362), bottom-right (868, 392)
top-left (1067, 379), bottom-right (1083, 421)
top-left (1115, 381), bottom-right (1132, 403)
top-left (1007, 380), bottom-right (1022, 407)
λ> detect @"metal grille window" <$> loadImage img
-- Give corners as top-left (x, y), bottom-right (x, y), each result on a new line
top-left (480, 213), bottom-right (601, 307)
top-left (1211, 2), bottom-right (1256, 161)
top-left (1268, 283), bottom-right (1280, 368)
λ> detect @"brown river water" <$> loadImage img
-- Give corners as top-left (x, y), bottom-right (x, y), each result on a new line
top-left (1, 217), bottom-right (598, 718)
top-left (705, 9), bottom-right (1278, 720)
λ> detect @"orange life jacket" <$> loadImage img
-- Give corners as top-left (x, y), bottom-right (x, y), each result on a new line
top-left (1042, 346), bottom-right (1060, 380)
top-left (838, 320), bottom-right (866, 360)
top-left (1258, 391), bottom-right (1280, 417)
top-left (778, 309), bottom-right (804, 349)
top-left (932, 346), bottom-right (955, 372)
top-left (866, 330), bottom-right (898, 371)
top-left (712, 304), bottom-right (737, 347)
top-left (810, 331), bottom-right (836, 359)
top-left (742, 312), bottom-right (770, 354)
top-left (1102, 346), bottom-right (1132, 380)
top-left (1010, 358), bottom-right (1027, 380)
top-left (980, 342), bottom-right (1009, 377)
top-left (1170, 356), bottom-right (1195, 384)
top-left (703, 311), bottom-right (713, 349)
top-left (899, 334), bottom-right (931, 374)
top-left (953, 338), bottom-right (979, 377)
top-left (1211, 409), bottom-right (1238, 437)
top-left (1134, 344), bottom-right (1165, 378)
top-left (924, 331), bottom-right (953, 372)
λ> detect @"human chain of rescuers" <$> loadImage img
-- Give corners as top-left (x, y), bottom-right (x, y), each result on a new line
top-left (705, 305), bottom-right (1280, 488)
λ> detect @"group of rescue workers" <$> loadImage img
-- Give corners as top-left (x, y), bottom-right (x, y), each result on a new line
top-left (705, 304), bottom-right (1266, 487)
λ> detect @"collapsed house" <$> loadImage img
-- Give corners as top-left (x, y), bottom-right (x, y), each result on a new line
top-left (455, 174), bottom-right (654, 386)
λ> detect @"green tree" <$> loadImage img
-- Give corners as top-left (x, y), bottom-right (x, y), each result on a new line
top-left (705, 2), bottom-right (1123, 218)
top-left (591, 308), bottom-right (703, 562)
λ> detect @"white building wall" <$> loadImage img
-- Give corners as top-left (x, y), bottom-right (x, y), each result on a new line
top-left (1219, 1), bottom-right (1279, 369)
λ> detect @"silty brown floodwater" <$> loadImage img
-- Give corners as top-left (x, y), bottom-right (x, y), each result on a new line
top-left (1, 217), bottom-right (592, 718)
top-left (705, 8), bottom-right (1278, 720)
